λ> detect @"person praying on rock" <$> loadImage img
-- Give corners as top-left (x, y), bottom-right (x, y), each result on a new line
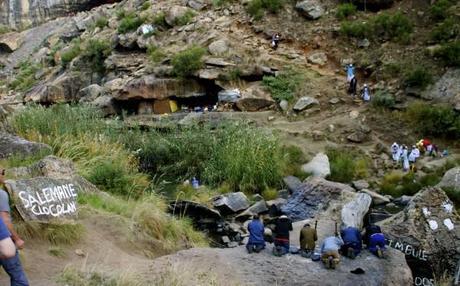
top-left (391, 142), bottom-right (400, 162)
top-left (340, 226), bottom-right (362, 259)
top-left (272, 215), bottom-right (292, 256)
top-left (363, 224), bottom-right (386, 258)
top-left (401, 145), bottom-right (410, 172)
top-left (408, 145), bottom-right (420, 163)
top-left (346, 64), bottom-right (355, 82)
top-left (348, 76), bottom-right (357, 97)
top-left (361, 84), bottom-right (371, 102)
top-left (320, 235), bottom-right (344, 269)
top-left (299, 222), bottom-right (317, 258)
top-left (246, 214), bottom-right (266, 254)
top-left (271, 33), bottom-right (281, 50)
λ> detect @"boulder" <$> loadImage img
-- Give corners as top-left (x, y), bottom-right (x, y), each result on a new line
top-left (352, 180), bottom-right (369, 191)
top-left (341, 192), bottom-right (372, 229)
top-left (307, 52), bottom-right (328, 66)
top-left (295, 0), bottom-right (325, 20)
top-left (0, 32), bottom-right (24, 52)
top-left (422, 69), bottom-right (460, 102)
top-left (380, 187), bottom-right (460, 279)
top-left (279, 100), bottom-right (289, 111)
top-left (165, 6), bottom-right (191, 26)
top-left (213, 192), bottom-right (250, 214)
top-left (281, 177), bottom-right (355, 221)
top-left (301, 153), bottom-right (330, 178)
top-left (117, 31), bottom-right (138, 49)
top-left (436, 167), bottom-right (460, 191)
top-left (283, 176), bottom-right (302, 193)
top-left (394, 195), bottom-right (412, 206)
top-left (198, 68), bottom-right (221, 80)
top-left (78, 84), bottom-right (104, 103)
top-left (169, 200), bottom-right (222, 221)
top-left (236, 83), bottom-right (275, 111)
top-left (236, 200), bottom-right (268, 221)
top-left (0, 132), bottom-right (51, 159)
top-left (347, 131), bottom-right (368, 143)
top-left (115, 76), bottom-right (206, 100)
top-left (187, 0), bottom-right (207, 10)
top-left (293, 96), bottom-right (319, 111)
top-left (361, 189), bottom-right (391, 205)
top-left (90, 95), bottom-right (118, 117)
top-left (208, 39), bottom-right (229, 55)
top-left (218, 89), bottom-right (241, 103)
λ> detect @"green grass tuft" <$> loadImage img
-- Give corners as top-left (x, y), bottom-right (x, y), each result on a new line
top-left (262, 69), bottom-right (304, 102)
top-left (171, 46), bottom-right (206, 77)
top-left (336, 3), bottom-right (357, 20)
top-left (326, 147), bottom-right (370, 183)
top-left (8, 61), bottom-right (41, 92)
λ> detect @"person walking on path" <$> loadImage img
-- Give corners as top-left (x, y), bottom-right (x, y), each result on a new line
top-left (273, 215), bottom-right (292, 256)
top-left (361, 84), bottom-right (371, 102)
top-left (0, 168), bottom-right (29, 286)
top-left (391, 142), bottom-right (400, 162)
top-left (346, 64), bottom-right (355, 82)
top-left (401, 145), bottom-right (410, 171)
top-left (299, 222), bottom-right (318, 258)
top-left (246, 214), bottom-right (266, 254)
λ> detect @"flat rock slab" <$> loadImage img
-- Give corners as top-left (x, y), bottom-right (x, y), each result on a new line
top-left (341, 192), bottom-right (372, 229)
top-left (0, 132), bottom-right (51, 159)
top-left (293, 96), bottom-right (319, 111)
top-left (301, 153), bottom-right (330, 178)
top-left (213, 192), bottom-right (250, 214)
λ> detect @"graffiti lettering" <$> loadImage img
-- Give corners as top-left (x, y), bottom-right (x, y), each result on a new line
top-left (387, 239), bottom-right (428, 261)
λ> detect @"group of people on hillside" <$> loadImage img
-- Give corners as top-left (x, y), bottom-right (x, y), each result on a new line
top-left (346, 64), bottom-right (371, 102)
top-left (390, 139), bottom-right (446, 172)
top-left (246, 214), bottom-right (386, 270)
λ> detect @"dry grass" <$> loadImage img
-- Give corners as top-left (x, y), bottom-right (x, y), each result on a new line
top-left (58, 266), bottom-right (144, 286)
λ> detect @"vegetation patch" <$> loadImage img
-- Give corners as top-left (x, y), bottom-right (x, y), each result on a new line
top-left (15, 220), bottom-right (85, 245)
top-left (80, 39), bottom-right (112, 74)
top-left (430, 0), bottom-right (455, 21)
top-left (433, 41), bottom-right (460, 67)
top-left (430, 17), bottom-right (460, 43)
top-left (8, 61), bottom-right (41, 92)
top-left (118, 12), bottom-right (144, 34)
top-left (405, 101), bottom-right (460, 139)
top-left (262, 69), bottom-right (304, 102)
top-left (0, 25), bottom-right (11, 35)
top-left (147, 45), bottom-right (166, 63)
top-left (371, 90), bottom-right (395, 109)
top-left (171, 46), bottom-right (206, 77)
top-left (247, 0), bottom-right (283, 20)
top-left (58, 266), bottom-right (143, 286)
top-left (336, 3), bottom-right (357, 20)
top-left (326, 147), bottom-right (370, 183)
top-left (61, 39), bottom-right (81, 67)
top-left (94, 17), bottom-right (109, 29)
top-left (175, 10), bottom-right (196, 26)
top-left (403, 66), bottom-right (433, 89)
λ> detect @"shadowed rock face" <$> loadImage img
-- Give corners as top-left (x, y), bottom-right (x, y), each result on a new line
top-left (0, 0), bottom-right (119, 29)
top-left (0, 132), bottom-right (51, 159)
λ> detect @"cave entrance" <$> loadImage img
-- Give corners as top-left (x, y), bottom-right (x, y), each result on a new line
top-left (85, 0), bottom-right (123, 10)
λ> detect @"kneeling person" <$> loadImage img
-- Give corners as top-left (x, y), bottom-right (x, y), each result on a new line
top-left (340, 227), bottom-right (362, 259)
top-left (246, 214), bottom-right (265, 253)
top-left (320, 235), bottom-right (344, 269)
top-left (299, 223), bottom-right (317, 258)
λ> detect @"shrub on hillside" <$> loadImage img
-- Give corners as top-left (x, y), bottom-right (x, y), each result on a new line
top-left (81, 39), bottom-right (112, 74)
top-left (94, 17), bottom-right (108, 29)
top-left (118, 13), bottom-right (144, 34)
top-left (8, 61), bottom-right (41, 92)
top-left (430, 0), bottom-right (454, 21)
top-left (141, 1), bottom-right (151, 10)
top-left (61, 39), bottom-right (81, 67)
top-left (336, 3), bottom-right (357, 20)
top-left (405, 102), bottom-right (460, 139)
top-left (430, 17), bottom-right (460, 43)
top-left (372, 90), bottom-right (395, 109)
top-left (340, 21), bottom-right (371, 38)
top-left (326, 148), bottom-right (370, 183)
top-left (153, 11), bottom-right (167, 27)
top-left (262, 69), bottom-right (304, 102)
top-left (147, 45), bottom-right (166, 63)
top-left (175, 10), bottom-right (196, 26)
top-left (403, 66), bottom-right (433, 89)
top-left (171, 46), bottom-right (206, 77)
top-left (247, 0), bottom-right (283, 20)
top-left (433, 41), bottom-right (460, 67)
top-left (0, 25), bottom-right (10, 35)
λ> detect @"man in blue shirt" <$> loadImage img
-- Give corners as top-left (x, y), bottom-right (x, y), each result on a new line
top-left (0, 168), bottom-right (29, 286)
top-left (246, 214), bottom-right (265, 253)
top-left (340, 226), bottom-right (362, 259)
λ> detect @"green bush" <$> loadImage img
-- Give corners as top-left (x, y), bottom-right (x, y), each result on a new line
top-left (262, 188), bottom-right (278, 200)
top-left (431, 17), bottom-right (460, 43)
top-left (213, 0), bottom-right (237, 6)
top-left (326, 148), bottom-right (369, 183)
top-left (171, 46), bottom-right (206, 77)
top-left (382, 62), bottom-right (402, 79)
top-left (336, 3), bottom-right (357, 20)
top-left (444, 187), bottom-right (460, 209)
top-left (175, 10), bottom-right (196, 26)
top-left (262, 69), bottom-right (304, 102)
top-left (340, 12), bottom-right (412, 42)
top-left (406, 102), bottom-right (460, 139)
top-left (147, 45), bottom-right (166, 63)
top-left (340, 21), bottom-right (372, 38)
top-left (434, 41), bottom-right (460, 66)
top-left (61, 39), bottom-right (81, 67)
top-left (118, 13), bottom-right (144, 34)
top-left (94, 17), bottom-right (108, 29)
top-left (379, 171), bottom-right (421, 198)
top-left (153, 11), bottom-right (167, 27)
top-left (8, 61), bottom-right (41, 92)
top-left (87, 161), bottom-right (140, 196)
top-left (0, 25), bottom-right (10, 35)
top-left (81, 39), bottom-right (112, 74)
top-left (403, 66), bottom-right (433, 89)
top-left (141, 1), bottom-right (151, 10)
top-left (247, 0), bottom-right (282, 20)
top-left (372, 90), bottom-right (395, 109)
top-left (430, 0), bottom-right (454, 21)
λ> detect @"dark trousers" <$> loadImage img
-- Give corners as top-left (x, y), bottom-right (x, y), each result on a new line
top-left (0, 251), bottom-right (29, 286)
top-left (246, 243), bottom-right (265, 253)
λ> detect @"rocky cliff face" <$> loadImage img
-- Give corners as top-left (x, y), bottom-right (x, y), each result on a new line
top-left (0, 0), bottom-right (105, 29)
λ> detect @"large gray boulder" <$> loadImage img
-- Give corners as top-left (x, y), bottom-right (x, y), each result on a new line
top-left (341, 192), bottom-right (372, 229)
top-left (213, 192), bottom-right (250, 214)
top-left (293, 96), bottom-right (319, 111)
top-left (0, 132), bottom-right (51, 159)
top-left (218, 89), bottom-right (241, 103)
top-left (422, 69), bottom-right (460, 101)
top-left (361, 189), bottom-right (391, 205)
top-left (295, 0), bottom-right (325, 20)
top-left (379, 187), bottom-right (460, 279)
top-left (208, 39), bottom-right (229, 56)
top-left (301, 153), bottom-right (330, 178)
top-left (281, 177), bottom-right (355, 221)
top-left (436, 167), bottom-right (460, 192)
top-left (0, 32), bottom-right (24, 52)
top-left (165, 6), bottom-right (191, 26)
